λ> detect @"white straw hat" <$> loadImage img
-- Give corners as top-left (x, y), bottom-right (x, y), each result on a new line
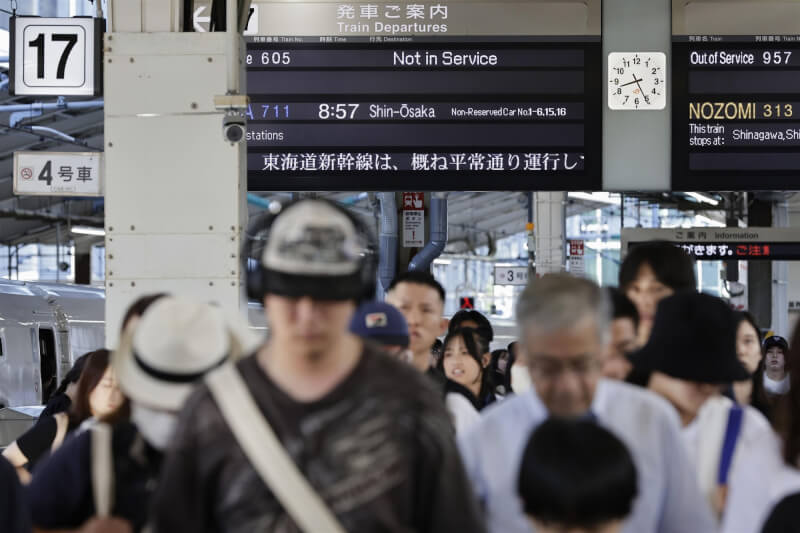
top-left (113, 297), bottom-right (233, 411)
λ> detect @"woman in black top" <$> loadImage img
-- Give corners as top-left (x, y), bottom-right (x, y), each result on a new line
top-left (0, 456), bottom-right (30, 533)
top-left (1, 349), bottom-right (127, 481)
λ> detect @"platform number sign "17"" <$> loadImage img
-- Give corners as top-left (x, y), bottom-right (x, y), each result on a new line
top-left (28, 32), bottom-right (79, 80)
top-left (21, 23), bottom-right (85, 89)
top-left (10, 17), bottom-right (101, 97)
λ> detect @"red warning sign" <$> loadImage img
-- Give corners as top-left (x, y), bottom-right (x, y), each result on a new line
top-left (402, 192), bottom-right (424, 211)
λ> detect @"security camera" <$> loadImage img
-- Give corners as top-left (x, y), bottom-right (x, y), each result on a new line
top-left (223, 112), bottom-right (246, 144)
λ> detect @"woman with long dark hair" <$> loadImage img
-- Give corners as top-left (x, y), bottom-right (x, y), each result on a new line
top-left (1, 349), bottom-right (127, 482)
top-left (436, 327), bottom-right (496, 433)
top-left (38, 353), bottom-right (90, 420)
top-left (489, 348), bottom-right (515, 396)
top-left (619, 241), bottom-right (696, 346)
top-left (731, 312), bottom-right (773, 419)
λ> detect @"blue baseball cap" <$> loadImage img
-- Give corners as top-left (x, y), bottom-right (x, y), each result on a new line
top-left (349, 301), bottom-right (409, 348)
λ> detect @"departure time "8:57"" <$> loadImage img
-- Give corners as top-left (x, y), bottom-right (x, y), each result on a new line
top-left (318, 104), bottom-right (360, 119)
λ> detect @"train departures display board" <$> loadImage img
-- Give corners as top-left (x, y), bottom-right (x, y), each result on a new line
top-left (673, 0), bottom-right (800, 190)
top-left (245, 0), bottom-right (601, 191)
top-left (622, 227), bottom-right (800, 261)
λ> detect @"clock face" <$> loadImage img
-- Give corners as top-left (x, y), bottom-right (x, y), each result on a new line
top-left (608, 52), bottom-right (667, 110)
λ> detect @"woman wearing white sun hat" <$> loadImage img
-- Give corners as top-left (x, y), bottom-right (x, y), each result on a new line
top-left (26, 297), bottom-right (240, 533)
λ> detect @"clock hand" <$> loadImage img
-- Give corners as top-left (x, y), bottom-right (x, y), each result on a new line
top-left (619, 78), bottom-right (643, 88)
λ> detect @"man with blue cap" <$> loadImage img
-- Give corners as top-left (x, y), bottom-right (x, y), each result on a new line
top-left (349, 301), bottom-right (411, 363)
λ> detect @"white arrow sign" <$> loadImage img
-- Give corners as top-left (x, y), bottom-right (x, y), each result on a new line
top-left (194, 6), bottom-right (210, 32)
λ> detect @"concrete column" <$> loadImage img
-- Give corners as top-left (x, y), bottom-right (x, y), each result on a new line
top-left (748, 200), bottom-right (772, 330)
top-left (602, 0), bottom-right (671, 190)
top-left (534, 192), bottom-right (566, 275)
top-left (74, 238), bottom-right (92, 285)
top-left (773, 200), bottom-right (790, 336)
top-left (103, 3), bottom-right (247, 340)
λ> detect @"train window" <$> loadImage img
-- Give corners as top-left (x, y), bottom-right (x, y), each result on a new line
top-left (39, 328), bottom-right (57, 405)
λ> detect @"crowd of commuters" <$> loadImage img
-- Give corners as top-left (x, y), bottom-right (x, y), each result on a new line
top-left (2, 200), bottom-right (800, 532)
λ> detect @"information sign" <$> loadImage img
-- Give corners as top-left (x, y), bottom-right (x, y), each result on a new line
top-left (622, 228), bottom-right (800, 261)
top-left (567, 239), bottom-right (585, 275)
top-left (245, 1), bottom-right (602, 191)
top-left (402, 191), bottom-right (425, 247)
top-left (403, 210), bottom-right (424, 247)
top-left (9, 17), bottom-right (103, 97)
top-left (673, 29), bottom-right (800, 188)
top-left (13, 151), bottom-right (103, 196)
top-left (493, 265), bottom-right (529, 286)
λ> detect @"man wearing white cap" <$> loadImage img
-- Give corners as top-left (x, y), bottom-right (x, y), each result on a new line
top-left (151, 199), bottom-right (484, 533)
top-left (26, 297), bottom-right (236, 533)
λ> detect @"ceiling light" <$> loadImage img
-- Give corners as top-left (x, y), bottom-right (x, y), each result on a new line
top-left (694, 215), bottom-right (726, 227)
top-left (567, 192), bottom-right (621, 205)
top-left (686, 192), bottom-right (720, 206)
top-left (70, 226), bottom-right (105, 236)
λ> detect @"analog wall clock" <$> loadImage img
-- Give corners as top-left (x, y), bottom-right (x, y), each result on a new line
top-left (608, 52), bottom-right (667, 110)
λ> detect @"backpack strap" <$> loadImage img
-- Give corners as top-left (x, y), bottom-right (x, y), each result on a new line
top-left (206, 363), bottom-right (347, 533)
top-left (90, 422), bottom-right (115, 517)
top-left (51, 412), bottom-right (69, 451)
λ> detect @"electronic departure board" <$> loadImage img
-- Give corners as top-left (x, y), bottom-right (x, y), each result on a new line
top-left (673, 34), bottom-right (800, 190)
top-left (622, 228), bottom-right (800, 261)
top-left (245, 1), bottom-right (601, 191)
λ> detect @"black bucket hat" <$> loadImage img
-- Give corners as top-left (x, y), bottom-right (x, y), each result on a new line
top-left (630, 291), bottom-right (750, 384)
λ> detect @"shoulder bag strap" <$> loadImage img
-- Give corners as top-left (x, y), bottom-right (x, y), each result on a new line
top-left (51, 412), bottom-right (69, 451)
top-left (717, 405), bottom-right (744, 486)
top-left (206, 363), bottom-right (347, 533)
top-left (90, 422), bottom-right (115, 517)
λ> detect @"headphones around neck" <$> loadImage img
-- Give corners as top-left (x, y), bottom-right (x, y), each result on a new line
top-left (242, 198), bottom-right (378, 303)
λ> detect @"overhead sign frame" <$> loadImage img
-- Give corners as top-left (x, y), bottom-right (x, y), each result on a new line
top-left (9, 16), bottom-right (104, 97)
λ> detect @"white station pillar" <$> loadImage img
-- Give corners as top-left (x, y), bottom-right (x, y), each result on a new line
top-left (103, 1), bottom-right (248, 340)
top-left (534, 192), bottom-right (567, 275)
top-left (773, 198), bottom-right (790, 337)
